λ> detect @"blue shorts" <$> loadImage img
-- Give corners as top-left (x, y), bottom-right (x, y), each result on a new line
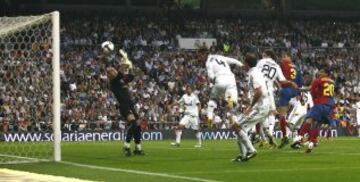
top-left (305, 104), bottom-right (333, 124)
top-left (277, 87), bottom-right (299, 107)
top-left (329, 119), bottom-right (338, 128)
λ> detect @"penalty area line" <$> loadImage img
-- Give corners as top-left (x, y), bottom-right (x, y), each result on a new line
top-left (60, 161), bottom-right (220, 182)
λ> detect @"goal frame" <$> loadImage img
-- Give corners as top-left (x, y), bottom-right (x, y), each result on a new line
top-left (52, 11), bottom-right (61, 162)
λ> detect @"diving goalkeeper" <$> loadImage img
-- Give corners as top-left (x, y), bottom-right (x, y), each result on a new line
top-left (106, 49), bottom-right (144, 156)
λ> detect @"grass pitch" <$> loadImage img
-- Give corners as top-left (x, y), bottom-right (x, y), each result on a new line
top-left (2, 138), bottom-right (360, 182)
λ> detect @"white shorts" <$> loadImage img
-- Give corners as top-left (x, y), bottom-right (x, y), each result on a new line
top-left (235, 105), bottom-right (270, 132)
top-left (211, 76), bottom-right (238, 104)
top-left (179, 115), bottom-right (200, 130)
top-left (288, 101), bottom-right (307, 129)
top-left (262, 115), bottom-right (275, 129)
top-left (357, 115), bottom-right (360, 125)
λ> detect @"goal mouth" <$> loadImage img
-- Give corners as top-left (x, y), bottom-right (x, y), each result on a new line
top-left (0, 11), bottom-right (61, 164)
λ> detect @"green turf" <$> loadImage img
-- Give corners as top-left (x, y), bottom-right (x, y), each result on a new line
top-left (2, 138), bottom-right (360, 182)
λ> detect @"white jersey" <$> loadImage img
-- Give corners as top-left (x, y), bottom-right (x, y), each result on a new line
top-left (206, 54), bottom-right (243, 80)
top-left (256, 58), bottom-right (286, 91)
top-left (235, 67), bottom-right (270, 132)
top-left (301, 91), bottom-right (314, 109)
top-left (247, 67), bottom-right (270, 108)
top-left (287, 91), bottom-right (313, 128)
top-left (178, 93), bottom-right (200, 117)
top-left (355, 101), bottom-right (360, 124)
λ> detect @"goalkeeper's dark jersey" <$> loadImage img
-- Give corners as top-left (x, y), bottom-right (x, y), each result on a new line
top-left (109, 72), bottom-right (137, 118)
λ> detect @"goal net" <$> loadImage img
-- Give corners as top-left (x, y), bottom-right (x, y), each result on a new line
top-left (0, 12), bottom-right (61, 164)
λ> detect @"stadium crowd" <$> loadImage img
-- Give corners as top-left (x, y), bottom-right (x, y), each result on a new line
top-left (1, 15), bottom-right (360, 134)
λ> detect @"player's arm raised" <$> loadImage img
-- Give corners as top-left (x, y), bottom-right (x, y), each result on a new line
top-left (218, 55), bottom-right (243, 67)
top-left (118, 49), bottom-right (133, 69)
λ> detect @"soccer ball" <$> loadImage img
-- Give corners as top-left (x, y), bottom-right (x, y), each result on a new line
top-left (101, 41), bottom-right (114, 53)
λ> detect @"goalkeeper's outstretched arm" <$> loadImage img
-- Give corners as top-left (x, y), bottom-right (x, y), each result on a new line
top-left (118, 49), bottom-right (133, 69)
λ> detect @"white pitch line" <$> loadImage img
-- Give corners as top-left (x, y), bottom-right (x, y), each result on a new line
top-left (0, 154), bottom-right (50, 165)
top-left (175, 166), bottom-right (360, 175)
top-left (145, 146), bottom-right (360, 155)
top-left (60, 161), bottom-right (220, 182)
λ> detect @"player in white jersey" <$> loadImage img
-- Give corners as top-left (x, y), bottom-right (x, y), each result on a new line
top-left (288, 91), bottom-right (313, 132)
top-left (205, 53), bottom-right (243, 128)
top-left (171, 85), bottom-right (202, 147)
top-left (356, 101), bottom-right (360, 137)
top-left (255, 50), bottom-right (297, 147)
top-left (232, 53), bottom-right (270, 162)
top-left (352, 96), bottom-right (360, 137)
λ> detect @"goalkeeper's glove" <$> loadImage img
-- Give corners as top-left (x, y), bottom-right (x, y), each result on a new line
top-left (119, 49), bottom-right (133, 69)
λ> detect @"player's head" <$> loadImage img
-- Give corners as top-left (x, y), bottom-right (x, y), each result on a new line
top-left (281, 52), bottom-right (292, 63)
top-left (244, 53), bottom-right (258, 70)
top-left (318, 68), bottom-right (330, 78)
top-left (262, 49), bottom-right (277, 60)
top-left (185, 85), bottom-right (192, 95)
top-left (119, 62), bottom-right (130, 74)
top-left (106, 67), bottom-right (118, 79)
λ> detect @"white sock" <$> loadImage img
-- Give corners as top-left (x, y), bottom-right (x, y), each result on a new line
top-left (358, 128), bottom-right (360, 137)
top-left (308, 142), bottom-right (314, 149)
top-left (195, 132), bottom-right (202, 145)
top-left (293, 135), bottom-right (303, 142)
top-left (176, 130), bottom-right (182, 144)
top-left (286, 127), bottom-right (291, 138)
top-left (124, 142), bottom-right (130, 149)
top-left (259, 126), bottom-right (267, 142)
top-left (238, 129), bottom-right (256, 153)
top-left (136, 144), bottom-right (142, 151)
top-left (268, 115), bottom-right (275, 135)
top-left (237, 135), bottom-right (247, 157)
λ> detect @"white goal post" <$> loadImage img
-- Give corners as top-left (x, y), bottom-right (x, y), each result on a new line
top-left (52, 11), bottom-right (61, 162)
top-left (0, 11), bottom-right (61, 164)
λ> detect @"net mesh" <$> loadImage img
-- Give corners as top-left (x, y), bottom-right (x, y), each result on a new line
top-left (0, 13), bottom-right (54, 164)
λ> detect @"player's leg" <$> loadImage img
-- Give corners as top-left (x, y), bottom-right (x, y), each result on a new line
top-left (225, 84), bottom-right (238, 111)
top-left (123, 119), bottom-right (135, 156)
top-left (357, 117), bottom-right (360, 137)
top-left (120, 105), bottom-right (136, 156)
top-left (232, 124), bottom-right (248, 162)
top-left (171, 115), bottom-right (188, 146)
top-left (268, 114), bottom-right (276, 136)
top-left (305, 118), bottom-right (319, 153)
top-left (257, 123), bottom-right (268, 147)
top-left (277, 89), bottom-right (296, 148)
top-left (290, 116), bottom-right (311, 149)
top-left (303, 105), bottom-right (329, 153)
top-left (207, 86), bottom-right (222, 129)
top-left (206, 91), bottom-right (217, 129)
top-left (237, 110), bottom-right (266, 160)
top-left (261, 118), bottom-right (277, 148)
top-left (191, 116), bottom-right (202, 147)
top-left (130, 113), bottom-right (144, 155)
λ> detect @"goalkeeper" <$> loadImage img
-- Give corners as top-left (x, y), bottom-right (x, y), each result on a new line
top-left (106, 49), bottom-right (144, 156)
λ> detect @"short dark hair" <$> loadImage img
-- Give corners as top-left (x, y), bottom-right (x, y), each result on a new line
top-left (264, 49), bottom-right (277, 60)
top-left (244, 53), bottom-right (258, 68)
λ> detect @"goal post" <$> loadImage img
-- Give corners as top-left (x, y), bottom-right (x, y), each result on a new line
top-left (0, 11), bottom-right (61, 164)
top-left (52, 11), bottom-right (61, 162)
